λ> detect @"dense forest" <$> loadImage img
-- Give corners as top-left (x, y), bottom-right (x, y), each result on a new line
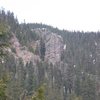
top-left (0, 9), bottom-right (100, 100)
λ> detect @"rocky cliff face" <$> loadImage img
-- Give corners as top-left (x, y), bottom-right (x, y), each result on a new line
top-left (10, 34), bottom-right (40, 65)
top-left (45, 33), bottom-right (64, 65)
top-left (33, 28), bottom-right (65, 65)
top-left (9, 28), bottom-right (65, 66)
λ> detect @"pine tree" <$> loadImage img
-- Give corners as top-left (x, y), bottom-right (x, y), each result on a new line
top-left (80, 75), bottom-right (96, 100)
top-left (40, 38), bottom-right (46, 61)
top-left (25, 61), bottom-right (35, 95)
top-left (0, 11), bottom-right (10, 99)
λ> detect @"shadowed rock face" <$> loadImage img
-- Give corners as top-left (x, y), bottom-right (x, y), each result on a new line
top-left (45, 33), bottom-right (64, 65)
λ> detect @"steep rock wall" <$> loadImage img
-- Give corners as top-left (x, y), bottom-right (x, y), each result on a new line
top-left (10, 34), bottom-right (40, 65)
top-left (45, 33), bottom-right (64, 65)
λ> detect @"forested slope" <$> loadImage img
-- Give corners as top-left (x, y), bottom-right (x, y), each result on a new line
top-left (0, 9), bottom-right (100, 100)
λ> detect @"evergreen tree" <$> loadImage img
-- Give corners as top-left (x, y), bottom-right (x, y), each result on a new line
top-left (0, 12), bottom-right (9, 100)
top-left (25, 61), bottom-right (35, 95)
top-left (80, 75), bottom-right (96, 100)
top-left (40, 38), bottom-right (46, 61)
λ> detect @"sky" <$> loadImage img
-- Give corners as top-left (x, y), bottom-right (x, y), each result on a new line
top-left (0, 0), bottom-right (100, 32)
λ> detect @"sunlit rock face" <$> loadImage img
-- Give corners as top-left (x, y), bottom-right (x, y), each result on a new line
top-left (10, 34), bottom-right (40, 65)
top-left (45, 33), bottom-right (64, 65)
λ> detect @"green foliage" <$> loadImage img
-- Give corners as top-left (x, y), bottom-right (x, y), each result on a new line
top-left (0, 74), bottom-right (9, 100)
top-left (0, 9), bottom-right (10, 100)
top-left (80, 76), bottom-right (96, 100)
top-left (40, 38), bottom-right (46, 61)
top-left (0, 23), bottom-right (9, 34)
top-left (0, 14), bottom-right (10, 59)
top-left (17, 24), bottom-right (39, 46)
top-left (25, 61), bottom-right (35, 95)
top-left (0, 80), bottom-right (7, 100)
top-left (32, 85), bottom-right (45, 100)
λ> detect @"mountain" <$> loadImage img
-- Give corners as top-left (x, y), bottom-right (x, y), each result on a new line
top-left (0, 9), bottom-right (100, 100)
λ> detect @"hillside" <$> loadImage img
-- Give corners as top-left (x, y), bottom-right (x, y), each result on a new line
top-left (0, 9), bottom-right (100, 100)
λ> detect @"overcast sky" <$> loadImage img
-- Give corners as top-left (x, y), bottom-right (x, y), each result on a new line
top-left (0, 0), bottom-right (100, 32)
